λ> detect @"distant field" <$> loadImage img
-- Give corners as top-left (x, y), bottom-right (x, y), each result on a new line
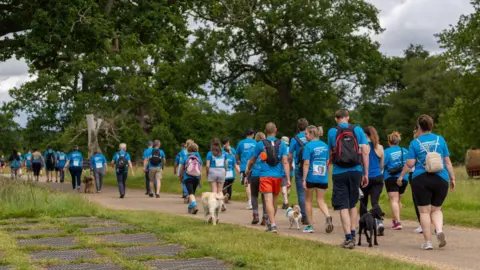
top-left (99, 165), bottom-right (480, 228)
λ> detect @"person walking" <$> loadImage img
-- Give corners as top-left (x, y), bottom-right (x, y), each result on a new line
top-left (31, 148), bottom-right (44, 182)
top-left (223, 145), bottom-right (240, 212)
top-left (112, 143), bottom-right (135, 198)
top-left (398, 115), bottom-right (455, 250)
top-left (64, 145), bottom-right (83, 191)
top-left (302, 126), bottom-right (334, 234)
top-left (236, 129), bottom-right (256, 209)
top-left (90, 151), bottom-right (108, 193)
top-left (24, 150), bottom-right (33, 181)
top-left (360, 126), bottom-right (386, 235)
top-left (246, 122), bottom-right (291, 233)
top-left (222, 138), bottom-right (236, 155)
top-left (44, 145), bottom-right (57, 183)
top-left (144, 140), bottom-right (166, 198)
top-left (142, 141), bottom-right (153, 195)
top-left (56, 150), bottom-right (68, 183)
top-left (8, 149), bottom-right (21, 180)
top-left (179, 143), bottom-right (203, 214)
top-left (174, 143), bottom-right (188, 199)
top-left (280, 136), bottom-right (292, 209)
top-left (288, 118), bottom-right (310, 225)
top-left (206, 138), bottom-right (227, 195)
top-left (328, 109), bottom-right (369, 249)
top-left (246, 132), bottom-right (268, 225)
top-left (384, 131), bottom-right (409, 230)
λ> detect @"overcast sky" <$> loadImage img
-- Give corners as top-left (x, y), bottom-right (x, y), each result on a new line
top-left (0, 0), bottom-right (475, 125)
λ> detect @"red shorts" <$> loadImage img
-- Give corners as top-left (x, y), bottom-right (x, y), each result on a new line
top-left (260, 177), bottom-right (282, 195)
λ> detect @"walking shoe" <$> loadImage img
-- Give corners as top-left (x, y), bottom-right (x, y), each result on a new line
top-left (221, 204), bottom-right (227, 212)
top-left (251, 214), bottom-right (259, 225)
top-left (265, 224), bottom-right (271, 232)
top-left (282, 203), bottom-right (288, 210)
top-left (191, 206), bottom-right (198, 215)
top-left (377, 219), bottom-right (385, 236)
top-left (414, 225), bottom-right (423, 234)
top-left (145, 192), bottom-right (149, 195)
top-left (325, 216), bottom-right (334, 233)
top-left (303, 225), bottom-right (314, 233)
top-left (155, 194), bottom-right (160, 198)
top-left (266, 225), bottom-right (278, 233)
top-left (149, 193), bottom-right (154, 198)
top-left (437, 232), bottom-right (446, 248)
top-left (352, 236), bottom-right (356, 246)
top-left (421, 241), bottom-right (433, 250)
top-left (120, 194), bottom-right (125, 199)
top-left (187, 207), bottom-right (193, 214)
top-left (260, 216), bottom-right (268, 226)
top-left (246, 203), bottom-right (253, 210)
top-left (184, 197), bottom-right (189, 204)
top-left (340, 239), bottom-right (355, 249)
top-left (392, 220), bottom-right (402, 230)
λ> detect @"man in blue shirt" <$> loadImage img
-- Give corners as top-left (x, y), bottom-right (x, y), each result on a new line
top-left (327, 109), bottom-right (369, 249)
top-left (144, 140), bottom-right (166, 198)
top-left (24, 150), bottom-right (33, 181)
top-left (143, 141), bottom-right (153, 195)
top-left (236, 129), bottom-right (257, 209)
top-left (64, 145), bottom-right (83, 191)
top-left (246, 122), bottom-right (291, 233)
top-left (288, 118), bottom-right (309, 224)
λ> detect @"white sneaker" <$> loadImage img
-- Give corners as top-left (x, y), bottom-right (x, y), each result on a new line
top-left (246, 204), bottom-right (253, 210)
top-left (414, 225), bottom-right (423, 234)
top-left (421, 241), bottom-right (433, 250)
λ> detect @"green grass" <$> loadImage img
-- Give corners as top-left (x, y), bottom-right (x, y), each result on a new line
top-left (101, 166), bottom-right (480, 228)
top-left (0, 178), bottom-right (429, 270)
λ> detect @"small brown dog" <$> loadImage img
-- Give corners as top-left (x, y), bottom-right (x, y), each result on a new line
top-left (83, 175), bottom-right (96, 193)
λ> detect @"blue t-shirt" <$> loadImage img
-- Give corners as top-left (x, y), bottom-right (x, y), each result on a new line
top-left (24, 153), bottom-right (32, 167)
top-left (251, 158), bottom-right (263, 177)
top-left (143, 147), bottom-right (152, 170)
top-left (302, 140), bottom-right (329, 184)
top-left (368, 142), bottom-right (383, 178)
top-left (67, 151), bottom-right (83, 168)
top-left (206, 151), bottom-right (226, 169)
top-left (254, 137), bottom-right (288, 178)
top-left (90, 154), bottom-right (107, 170)
top-left (383, 146), bottom-right (409, 181)
top-left (44, 149), bottom-right (56, 160)
top-left (182, 152), bottom-right (203, 181)
top-left (328, 123), bottom-right (368, 175)
top-left (144, 148), bottom-right (166, 168)
top-left (225, 154), bottom-right (237, 180)
top-left (175, 152), bottom-right (181, 165)
top-left (179, 149), bottom-right (188, 164)
top-left (236, 138), bottom-right (257, 172)
top-left (406, 133), bottom-right (450, 182)
top-left (112, 151), bottom-right (132, 174)
top-left (57, 153), bottom-right (68, 167)
top-left (289, 132), bottom-right (308, 172)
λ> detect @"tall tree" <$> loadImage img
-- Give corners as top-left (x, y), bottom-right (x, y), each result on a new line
top-left (190, 0), bottom-right (383, 132)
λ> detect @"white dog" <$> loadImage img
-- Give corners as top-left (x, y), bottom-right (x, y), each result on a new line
top-left (286, 205), bottom-right (302, 230)
top-left (201, 192), bottom-right (225, 226)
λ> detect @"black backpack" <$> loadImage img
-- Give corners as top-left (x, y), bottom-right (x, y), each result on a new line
top-left (262, 139), bottom-right (282, 166)
top-left (150, 149), bottom-right (162, 166)
top-left (332, 125), bottom-right (361, 168)
top-left (294, 136), bottom-right (306, 168)
top-left (46, 152), bottom-right (55, 166)
top-left (116, 153), bottom-right (128, 171)
top-left (388, 146), bottom-right (404, 175)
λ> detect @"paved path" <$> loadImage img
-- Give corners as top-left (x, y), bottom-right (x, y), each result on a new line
top-left (16, 176), bottom-right (480, 270)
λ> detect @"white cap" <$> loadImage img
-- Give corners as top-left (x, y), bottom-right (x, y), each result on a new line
top-left (281, 136), bottom-right (290, 145)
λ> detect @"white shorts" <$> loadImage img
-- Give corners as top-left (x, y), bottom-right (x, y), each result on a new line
top-left (208, 168), bottom-right (226, 183)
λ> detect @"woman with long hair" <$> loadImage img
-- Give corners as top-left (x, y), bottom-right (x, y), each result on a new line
top-left (206, 138), bottom-right (227, 195)
top-left (361, 126), bottom-right (386, 235)
top-left (383, 131), bottom-right (409, 230)
top-left (399, 115), bottom-right (455, 250)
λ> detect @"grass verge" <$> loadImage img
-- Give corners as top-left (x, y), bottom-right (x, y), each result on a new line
top-left (0, 178), bottom-right (428, 270)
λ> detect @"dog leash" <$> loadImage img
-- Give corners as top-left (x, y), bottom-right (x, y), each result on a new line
top-left (222, 182), bottom-right (233, 191)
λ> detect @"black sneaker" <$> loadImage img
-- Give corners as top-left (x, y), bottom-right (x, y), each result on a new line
top-left (155, 194), bottom-right (160, 198)
top-left (282, 203), bottom-right (288, 210)
top-left (252, 214), bottom-right (259, 225)
top-left (149, 193), bottom-right (154, 198)
top-left (145, 192), bottom-right (149, 195)
top-left (120, 194), bottom-right (125, 199)
top-left (192, 206), bottom-right (198, 215)
top-left (260, 217), bottom-right (267, 226)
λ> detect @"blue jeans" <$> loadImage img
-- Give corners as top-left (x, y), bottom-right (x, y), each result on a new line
top-left (295, 170), bottom-right (307, 223)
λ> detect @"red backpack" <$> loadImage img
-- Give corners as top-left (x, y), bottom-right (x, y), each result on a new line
top-left (332, 125), bottom-right (362, 168)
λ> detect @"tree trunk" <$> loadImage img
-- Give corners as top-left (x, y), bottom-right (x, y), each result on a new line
top-left (86, 114), bottom-right (102, 156)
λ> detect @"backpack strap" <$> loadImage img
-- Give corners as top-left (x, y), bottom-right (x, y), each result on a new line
top-left (434, 136), bottom-right (439, 152)
top-left (293, 136), bottom-right (304, 147)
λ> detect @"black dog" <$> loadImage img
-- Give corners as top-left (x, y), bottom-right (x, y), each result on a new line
top-left (358, 206), bottom-right (384, 247)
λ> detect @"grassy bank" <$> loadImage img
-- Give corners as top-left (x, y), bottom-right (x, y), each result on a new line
top-left (0, 179), bottom-right (428, 270)
top-left (99, 166), bottom-right (480, 228)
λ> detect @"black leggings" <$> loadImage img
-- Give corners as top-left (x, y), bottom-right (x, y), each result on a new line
top-left (249, 176), bottom-right (266, 216)
top-left (185, 177), bottom-right (199, 195)
top-left (409, 173), bottom-right (420, 222)
top-left (360, 175), bottom-right (384, 216)
top-left (224, 180), bottom-right (234, 198)
top-left (32, 163), bottom-right (42, 176)
top-left (69, 167), bottom-right (82, 189)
